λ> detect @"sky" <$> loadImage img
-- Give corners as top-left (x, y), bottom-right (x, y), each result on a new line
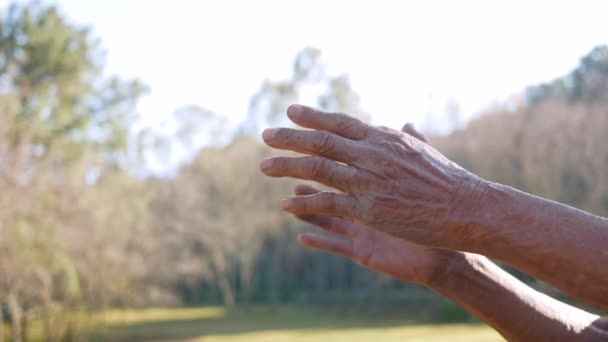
top-left (25, 0), bottom-right (608, 133)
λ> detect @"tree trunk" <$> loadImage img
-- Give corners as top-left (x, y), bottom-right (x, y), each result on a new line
top-left (38, 269), bottom-right (54, 341)
top-left (267, 247), bottom-right (281, 305)
top-left (210, 254), bottom-right (235, 307)
top-left (217, 276), bottom-right (235, 307)
top-left (19, 315), bottom-right (26, 342)
top-left (7, 291), bottom-right (22, 342)
top-left (42, 306), bottom-right (52, 342)
top-left (239, 254), bottom-right (254, 305)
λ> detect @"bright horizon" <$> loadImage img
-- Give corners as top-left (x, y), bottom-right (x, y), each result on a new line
top-left (15, 0), bottom-right (608, 133)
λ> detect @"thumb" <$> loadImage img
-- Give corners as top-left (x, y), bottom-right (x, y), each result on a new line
top-left (401, 122), bottom-right (429, 144)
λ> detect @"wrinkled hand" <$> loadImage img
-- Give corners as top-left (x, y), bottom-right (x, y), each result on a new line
top-left (294, 184), bottom-right (459, 285)
top-left (260, 105), bottom-right (484, 248)
top-left (289, 123), bottom-right (458, 286)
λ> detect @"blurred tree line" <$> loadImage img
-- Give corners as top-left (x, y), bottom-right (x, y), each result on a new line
top-left (434, 45), bottom-right (608, 215)
top-left (1, 1), bottom-right (608, 340)
top-left (0, 2), bottom-right (151, 341)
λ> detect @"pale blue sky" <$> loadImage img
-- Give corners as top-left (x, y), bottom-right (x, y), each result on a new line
top-left (28, 1), bottom-right (608, 133)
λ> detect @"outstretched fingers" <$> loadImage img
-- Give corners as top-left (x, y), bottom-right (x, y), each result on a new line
top-left (294, 183), bottom-right (323, 196)
top-left (296, 214), bottom-right (354, 236)
top-left (282, 191), bottom-right (358, 219)
top-left (260, 156), bottom-right (360, 192)
top-left (293, 184), bottom-right (355, 258)
top-left (262, 127), bottom-right (364, 164)
top-left (293, 184), bottom-right (356, 236)
top-left (298, 233), bottom-right (353, 259)
top-left (287, 104), bottom-right (371, 140)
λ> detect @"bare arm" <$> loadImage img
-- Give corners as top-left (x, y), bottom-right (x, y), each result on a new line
top-left (291, 185), bottom-right (608, 341)
top-left (452, 180), bottom-right (608, 310)
top-left (260, 104), bottom-right (608, 310)
top-left (431, 252), bottom-right (608, 342)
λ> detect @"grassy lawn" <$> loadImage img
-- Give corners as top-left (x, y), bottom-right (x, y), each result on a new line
top-left (90, 306), bottom-right (504, 342)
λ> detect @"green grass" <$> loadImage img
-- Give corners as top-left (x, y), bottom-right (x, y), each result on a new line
top-left (90, 305), bottom-right (505, 342)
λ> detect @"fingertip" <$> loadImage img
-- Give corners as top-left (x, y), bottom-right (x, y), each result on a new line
top-left (401, 122), bottom-right (414, 133)
top-left (294, 183), bottom-right (318, 195)
top-left (297, 233), bottom-right (309, 247)
top-left (298, 233), bottom-right (316, 246)
top-left (287, 104), bottom-right (303, 121)
top-left (259, 157), bottom-right (273, 172)
top-left (401, 122), bottom-right (429, 143)
top-left (281, 198), bottom-right (293, 211)
top-left (262, 128), bottom-right (278, 141)
top-left (294, 184), bottom-right (307, 195)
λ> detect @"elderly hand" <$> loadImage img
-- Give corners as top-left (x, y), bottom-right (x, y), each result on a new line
top-left (260, 105), bottom-right (486, 249)
top-left (294, 183), bottom-right (460, 285)
top-left (293, 122), bottom-right (459, 285)
top-left (260, 106), bottom-right (608, 340)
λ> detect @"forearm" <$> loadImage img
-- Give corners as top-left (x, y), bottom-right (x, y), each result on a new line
top-left (430, 253), bottom-right (608, 341)
top-left (452, 179), bottom-right (608, 309)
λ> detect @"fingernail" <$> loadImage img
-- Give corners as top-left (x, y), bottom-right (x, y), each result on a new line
top-left (281, 198), bottom-right (293, 210)
top-left (287, 105), bottom-right (302, 120)
top-left (259, 158), bottom-right (272, 171)
top-left (262, 128), bottom-right (278, 141)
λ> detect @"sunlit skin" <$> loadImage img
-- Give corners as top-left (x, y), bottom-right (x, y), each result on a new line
top-left (292, 124), bottom-right (456, 286)
top-left (260, 104), bottom-right (608, 341)
top-left (295, 183), bottom-right (455, 286)
top-left (293, 183), bottom-right (608, 341)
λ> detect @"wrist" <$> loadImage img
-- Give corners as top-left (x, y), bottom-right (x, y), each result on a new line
top-left (424, 251), bottom-right (471, 288)
top-left (446, 178), bottom-right (536, 254)
top-left (442, 173), bottom-right (493, 250)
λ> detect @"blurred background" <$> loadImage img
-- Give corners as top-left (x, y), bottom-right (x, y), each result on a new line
top-left (0, 0), bottom-right (607, 341)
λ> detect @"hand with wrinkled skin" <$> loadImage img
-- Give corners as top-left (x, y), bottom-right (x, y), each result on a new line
top-left (295, 183), bottom-right (457, 285)
top-left (260, 104), bottom-right (480, 249)
top-left (296, 199), bottom-right (608, 341)
top-left (278, 123), bottom-right (608, 341)
top-left (260, 104), bottom-right (608, 311)
top-left (294, 185), bottom-right (608, 342)
top-left (291, 124), bottom-right (458, 285)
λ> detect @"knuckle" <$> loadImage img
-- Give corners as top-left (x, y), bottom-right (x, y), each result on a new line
top-left (312, 131), bottom-right (335, 154)
top-left (348, 168), bottom-right (365, 190)
top-left (333, 115), bottom-right (360, 134)
top-left (346, 196), bottom-right (364, 219)
top-left (347, 195), bottom-right (359, 213)
top-left (369, 125), bottom-right (394, 140)
top-left (308, 157), bottom-right (326, 179)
